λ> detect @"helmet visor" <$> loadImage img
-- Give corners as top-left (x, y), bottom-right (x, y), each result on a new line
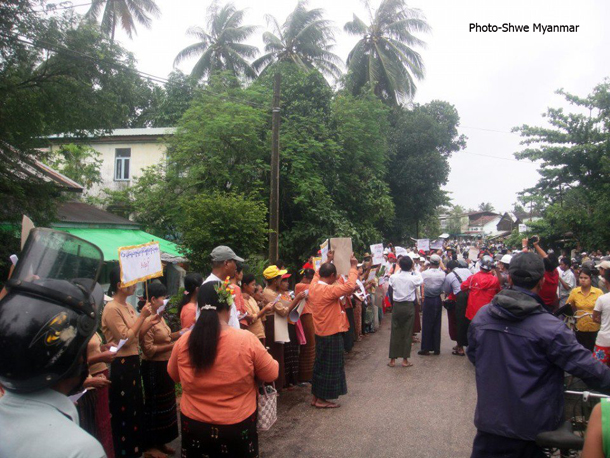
top-left (13, 228), bottom-right (103, 294)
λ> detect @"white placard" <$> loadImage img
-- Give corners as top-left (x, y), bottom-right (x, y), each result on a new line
top-left (417, 239), bottom-right (430, 252)
top-left (395, 246), bottom-right (408, 257)
top-left (518, 224), bottom-right (528, 233)
top-left (370, 243), bottom-right (384, 265)
top-left (468, 247), bottom-right (480, 262)
top-left (118, 242), bottom-right (163, 287)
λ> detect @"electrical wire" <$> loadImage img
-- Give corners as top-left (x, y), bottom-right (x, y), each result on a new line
top-left (1, 30), bottom-right (271, 109)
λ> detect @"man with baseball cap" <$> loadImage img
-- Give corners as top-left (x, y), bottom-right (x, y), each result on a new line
top-left (467, 252), bottom-right (610, 457)
top-left (204, 245), bottom-right (245, 329)
top-left (418, 254), bottom-right (446, 356)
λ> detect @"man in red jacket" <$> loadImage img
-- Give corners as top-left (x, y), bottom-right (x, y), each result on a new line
top-left (461, 255), bottom-right (501, 322)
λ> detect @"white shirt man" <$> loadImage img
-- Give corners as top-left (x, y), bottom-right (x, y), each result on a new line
top-left (390, 269), bottom-right (424, 302)
top-left (557, 260), bottom-right (577, 307)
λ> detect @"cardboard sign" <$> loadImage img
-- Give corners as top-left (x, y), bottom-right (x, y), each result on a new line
top-left (330, 237), bottom-right (353, 276)
top-left (21, 215), bottom-right (35, 250)
top-left (417, 239), bottom-right (430, 252)
top-left (370, 243), bottom-right (384, 265)
top-left (118, 242), bottom-right (163, 287)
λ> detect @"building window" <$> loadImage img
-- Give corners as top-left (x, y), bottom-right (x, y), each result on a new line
top-left (115, 148), bottom-right (131, 181)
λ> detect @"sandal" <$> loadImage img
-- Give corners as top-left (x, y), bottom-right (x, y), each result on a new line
top-left (387, 361), bottom-right (396, 367)
top-left (314, 401), bottom-right (340, 409)
top-left (402, 362), bottom-right (413, 368)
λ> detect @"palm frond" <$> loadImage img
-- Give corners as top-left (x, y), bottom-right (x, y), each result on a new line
top-left (174, 41), bottom-right (209, 66)
top-left (344, 14), bottom-right (368, 36)
top-left (251, 52), bottom-right (276, 73)
top-left (190, 47), bottom-right (215, 80)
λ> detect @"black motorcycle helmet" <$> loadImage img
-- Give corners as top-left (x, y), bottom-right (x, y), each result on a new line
top-left (0, 229), bottom-right (103, 393)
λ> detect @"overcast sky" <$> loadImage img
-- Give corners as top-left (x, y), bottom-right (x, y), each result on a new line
top-left (68, 0), bottom-right (610, 213)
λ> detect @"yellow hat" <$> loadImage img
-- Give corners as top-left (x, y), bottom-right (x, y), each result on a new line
top-left (263, 265), bottom-right (288, 280)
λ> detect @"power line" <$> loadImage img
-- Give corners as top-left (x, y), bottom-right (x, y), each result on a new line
top-left (461, 125), bottom-right (518, 135)
top-left (2, 31), bottom-right (270, 109)
top-left (457, 150), bottom-right (535, 164)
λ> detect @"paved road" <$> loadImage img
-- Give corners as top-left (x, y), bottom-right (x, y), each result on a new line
top-left (259, 312), bottom-right (478, 458)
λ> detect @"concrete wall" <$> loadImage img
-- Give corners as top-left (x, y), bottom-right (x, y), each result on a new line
top-left (50, 139), bottom-right (167, 197)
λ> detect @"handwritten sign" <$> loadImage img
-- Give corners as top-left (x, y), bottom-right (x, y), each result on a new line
top-left (118, 242), bottom-right (163, 287)
top-left (417, 239), bottom-right (430, 252)
top-left (395, 246), bottom-right (408, 257)
top-left (370, 243), bottom-right (384, 265)
top-left (320, 240), bottom-right (329, 263)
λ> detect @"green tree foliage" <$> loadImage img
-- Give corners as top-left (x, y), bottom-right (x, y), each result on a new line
top-left (1, 5), bottom-right (152, 232)
top-left (446, 204), bottom-right (466, 235)
top-left (513, 78), bottom-right (610, 250)
top-left (133, 71), bottom-right (200, 127)
top-left (44, 144), bottom-right (103, 191)
top-left (179, 192), bottom-right (268, 271)
top-left (252, 1), bottom-right (342, 79)
top-left (478, 202), bottom-right (495, 212)
top-left (344, 0), bottom-right (430, 104)
top-left (174, 3), bottom-right (258, 82)
top-left (386, 100), bottom-right (466, 241)
top-left (85, 0), bottom-right (160, 40)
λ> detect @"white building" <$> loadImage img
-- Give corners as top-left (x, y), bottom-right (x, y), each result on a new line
top-left (47, 127), bottom-right (175, 196)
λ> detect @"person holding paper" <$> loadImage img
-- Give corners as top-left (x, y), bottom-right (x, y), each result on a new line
top-left (241, 274), bottom-right (274, 344)
top-left (278, 273), bottom-right (307, 388)
top-left (178, 272), bottom-right (204, 329)
top-left (140, 282), bottom-right (180, 458)
top-left (308, 251), bottom-right (359, 409)
top-left (168, 281), bottom-right (278, 457)
top-left (102, 266), bottom-right (153, 458)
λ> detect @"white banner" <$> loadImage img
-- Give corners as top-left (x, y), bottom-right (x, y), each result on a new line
top-left (118, 242), bottom-right (163, 287)
top-left (370, 243), bottom-right (384, 265)
top-left (417, 239), bottom-right (430, 252)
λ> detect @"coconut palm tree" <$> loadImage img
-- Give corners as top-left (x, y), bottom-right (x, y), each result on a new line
top-left (252, 1), bottom-right (342, 80)
top-left (85, 0), bottom-right (160, 40)
top-left (344, 0), bottom-right (430, 104)
top-left (174, 3), bottom-right (258, 82)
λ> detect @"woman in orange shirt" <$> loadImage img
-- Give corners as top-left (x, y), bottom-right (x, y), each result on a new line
top-left (178, 273), bottom-right (203, 329)
top-left (168, 281), bottom-right (278, 457)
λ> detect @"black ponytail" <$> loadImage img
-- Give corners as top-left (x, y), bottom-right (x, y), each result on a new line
top-left (178, 272), bottom-right (203, 315)
top-left (108, 265), bottom-right (121, 296)
top-left (188, 281), bottom-right (230, 372)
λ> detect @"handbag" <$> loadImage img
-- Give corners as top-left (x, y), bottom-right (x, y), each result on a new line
top-left (257, 383), bottom-right (278, 431)
top-left (443, 270), bottom-right (464, 311)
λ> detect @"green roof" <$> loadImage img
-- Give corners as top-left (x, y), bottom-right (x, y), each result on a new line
top-left (57, 228), bottom-right (184, 261)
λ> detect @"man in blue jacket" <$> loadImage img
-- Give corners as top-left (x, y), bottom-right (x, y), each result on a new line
top-left (467, 252), bottom-right (610, 457)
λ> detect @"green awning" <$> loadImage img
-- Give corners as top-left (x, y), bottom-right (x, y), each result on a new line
top-left (57, 228), bottom-right (184, 261)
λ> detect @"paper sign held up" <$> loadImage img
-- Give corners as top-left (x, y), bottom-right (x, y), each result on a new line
top-left (370, 243), bottom-right (384, 265)
top-left (417, 239), bottom-right (430, 252)
top-left (118, 241), bottom-right (163, 287)
top-left (430, 240), bottom-right (443, 250)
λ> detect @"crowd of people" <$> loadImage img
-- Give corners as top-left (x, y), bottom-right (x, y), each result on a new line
top-left (6, 229), bottom-right (610, 457)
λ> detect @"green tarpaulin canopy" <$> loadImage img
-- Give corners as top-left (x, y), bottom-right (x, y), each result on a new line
top-left (58, 228), bottom-right (183, 261)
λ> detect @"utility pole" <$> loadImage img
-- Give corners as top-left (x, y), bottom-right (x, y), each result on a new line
top-left (269, 73), bottom-right (281, 262)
